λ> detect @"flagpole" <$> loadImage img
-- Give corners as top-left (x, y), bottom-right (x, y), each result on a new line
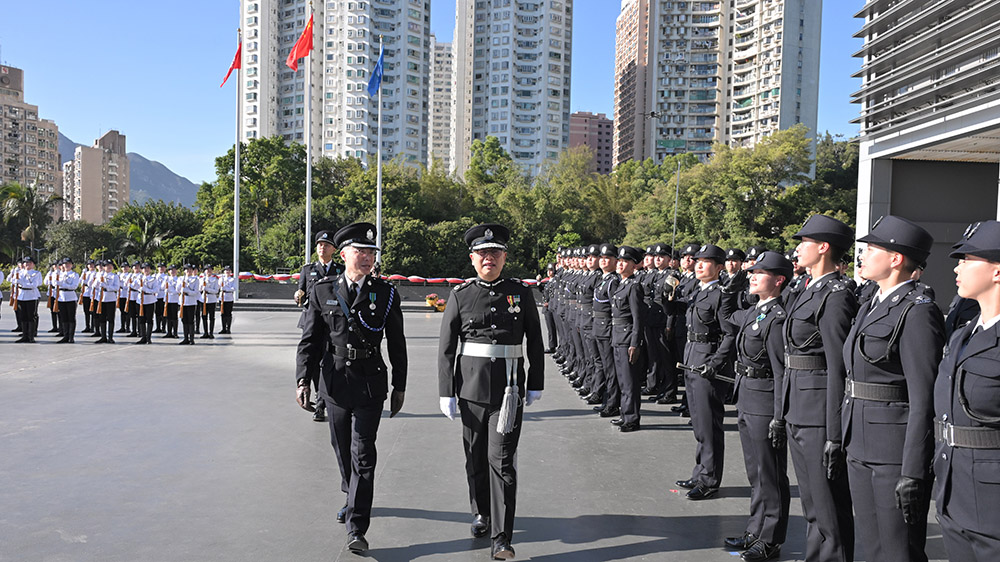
top-left (233, 28), bottom-right (242, 300)
top-left (375, 38), bottom-right (384, 266)
top-left (304, 3), bottom-right (314, 266)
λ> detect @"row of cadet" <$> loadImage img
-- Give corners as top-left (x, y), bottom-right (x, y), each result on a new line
top-left (539, 213), bottom-right (994, 562)
top-left (1, 258), bottom-right (237, 344)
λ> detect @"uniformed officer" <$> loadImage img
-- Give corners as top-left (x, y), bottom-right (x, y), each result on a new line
top-left (540, 263), bottom-right (558, 353)
top-left (676, 244), bottom-right (737, 500)
top-left (784, 214), bottom-right (857, 562)
top-left (296, 230), bottom-right (343, 422)
top-left (610, 245), bottom-right (647, 432)
top-left (163, 265), bottom-right (180, 339)
top-left (198, 265), bottom-right (220, 339)
top-left (721, 251), bottom-right (793, 562)
top-left (438, 223), bottom-right (543, 560)
top-left (844, 215), bottom-right (944, 562)
top-left (117, 263), bottom-right (131, 334)
top-left (154, 263), bottom-right (168, 333)
top-left (44, 263), bottom-right (61, 334)
top-left (593, 244), bottom-right (620, 415)
top-left (296, 222), bottom-right (406, 555)
top-left (573, 244), bottom-right (603, 400)
top-left (94, 260), bottom-right (120, 344)
top-left (80, 260), bottom-right (96, 334)
top-left (726, 248), bottom-right (747, 276)
top-left (219, 266), bottom-right (236, 334)
top-left (178, 264), bottom-right (200, 345)
top-left (933, 220), bottom-right (1000, 561)
top-left (13, 256), bottom-right (42, 343)
top-left (642, 243), bottom-right (674, 403)
top-left (666, 243), bottom-right (702, 418)
top-left (126, 262), bottom-right (142, 337)
top-left (55, 257), bottom-right (81, 343)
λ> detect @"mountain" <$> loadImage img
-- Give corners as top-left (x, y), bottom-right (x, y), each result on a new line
top-left (57, 132), bottom-right (200, 207)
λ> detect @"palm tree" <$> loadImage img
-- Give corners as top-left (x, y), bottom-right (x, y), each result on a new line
top-left (1, 181), bottom-right (64, 255)
top-left (121, 219), bottom-right (170, 261)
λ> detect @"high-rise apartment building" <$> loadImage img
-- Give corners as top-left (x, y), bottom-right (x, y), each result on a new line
top-left (451, 0), bottom-right (574, 176)
top-left (0, 65), bottom-right (61, 199)
top-left (239, 0), bottom-right (431, 165)
top-left (429, 34), bottom-right (453, 171)
top-left (613, 0), bottom-right (821, 167)
top-left (569, 111), bottom-right (614, 174)
top-left (62, 130), bottom-right (130, 225)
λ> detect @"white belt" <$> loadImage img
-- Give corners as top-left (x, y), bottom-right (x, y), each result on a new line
top-left (459, 342), bottom-right (523, 359)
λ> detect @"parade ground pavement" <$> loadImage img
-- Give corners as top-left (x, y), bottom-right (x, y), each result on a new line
top-left (0, 309), bottom-right (949, 561)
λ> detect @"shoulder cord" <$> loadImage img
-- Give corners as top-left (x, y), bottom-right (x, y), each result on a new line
top-left (857, 290), bottom-right (917, 364)
top-left (738, 309), bottom-right (775, 364)
top-left (784, 289), bottom-right (836, 351)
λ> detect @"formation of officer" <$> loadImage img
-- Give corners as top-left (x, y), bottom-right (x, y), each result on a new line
top-left (295, 222), bottom-right (406, 555)
top-left (437, 223), bottom-right (544, 560)
top-left (1, 257), bottom-right (239, 345)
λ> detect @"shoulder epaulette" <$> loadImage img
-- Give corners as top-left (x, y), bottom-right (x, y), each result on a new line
top-left (454, 280), bottom-right (473, 292)
top-left (911, 294), bottom-right (933, 305)
top-left (830, 282), bottom-right (845, 292)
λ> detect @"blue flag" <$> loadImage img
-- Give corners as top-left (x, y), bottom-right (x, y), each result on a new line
top-left (367, 44), bottom-right (384, 97)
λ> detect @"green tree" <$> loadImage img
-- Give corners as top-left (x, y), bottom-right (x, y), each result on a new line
top-left (44, 220), bottom-right (118, 261)
top-left (1, 181), bottom-right (64, 257)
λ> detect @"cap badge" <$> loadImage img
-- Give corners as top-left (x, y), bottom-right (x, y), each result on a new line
top-left (872, 215), bottom-right (884, 229)
top-left (619, 248), bottom-right (626, 257)
top-left (484, 228), bottom-right (494, 240)
top-left (366, 229), bottom-right (374, 240)
top-left (700, 245), bottom-right (707, 252)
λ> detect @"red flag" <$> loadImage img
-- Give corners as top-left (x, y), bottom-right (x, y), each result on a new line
top-left (220, 41), bottom-right (242, 87)
top-left (285, 15), bottom-right (314, 71)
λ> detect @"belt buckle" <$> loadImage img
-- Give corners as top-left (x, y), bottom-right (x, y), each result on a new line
top-left (347, 347), bottom-right (357, 360)
top-left (845, 379), bottom-right (854, 397)
top-left (946, 423), bottom-right (956, 447)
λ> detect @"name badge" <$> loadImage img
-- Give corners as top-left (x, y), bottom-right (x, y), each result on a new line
top-left (326, 299), bottom-right (338, 306)
top-left (310, 272), bottom-right (317, 276)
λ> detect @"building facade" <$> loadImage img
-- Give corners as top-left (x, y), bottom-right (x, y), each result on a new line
top-left (569, 111), bottom-right (614, 174)
top-left (62, 130), bottom-right (130, 225)
top-left (613, 0), bottom-right (821, 167)
top-left (0, 65), bottom-right (61, 200)
top-left (239, 0), bottom-right (431, 165)
top-left (853, 0), bottom-right (1000, 306)
top-left (429, 34), bottom-right (453, 171)
top-left (451, 0), bottom-right (574, 176)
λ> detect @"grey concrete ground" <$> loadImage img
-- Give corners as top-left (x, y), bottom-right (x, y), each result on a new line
top-left (0, 309), bottom-right (948, 562)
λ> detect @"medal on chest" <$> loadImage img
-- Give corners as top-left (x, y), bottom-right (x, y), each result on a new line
top-left (752, 311), bottom-right (766, 331)
top-left (507, 294), bottom-right (521, 313)
top-left (369, 292), bottom-right (377, 312)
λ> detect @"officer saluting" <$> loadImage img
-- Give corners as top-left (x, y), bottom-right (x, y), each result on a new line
top-left (295, 222), bottom-right (406, 555)
top-left (934, 220), bottom-right (1000, 561)
top-left (438, 223), bottom-right (544, 560)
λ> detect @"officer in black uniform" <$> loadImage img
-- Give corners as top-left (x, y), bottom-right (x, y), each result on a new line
top-left (933, 220), bottom-right (1000, 562)
top-left (438, 223), bottom-right (544, 561)
top-left (844, 216), bottom-right (944, 562)
top-left (721, 251), bottom-right (793, 562)
top-left (609, 246), bottom-right (647, 433)
top-left (593, 244), bottom-right (620, 415)
top-left (540, 263), bottom-right (558, 353)
top-left (666, 243), bottom-right (701, 417)
top-left (783, 214), bottom-right (857, 562)
top-left (642, 243), bottom-right (673, 401)
top-left (295, 222), bottom-right (406, 555)
top-left (576, 245), bottom-right (605, 400)
top-left (675, 244), bottom-right (737, 500)
top-left (296, 230), bottom-right (344, 422)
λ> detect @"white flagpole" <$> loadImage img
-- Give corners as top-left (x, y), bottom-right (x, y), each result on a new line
top-left (233, 28), bottom-right (242, 300)
top-left (375, 39), bottom-right (384, 266)
top-left (304, 7), bottom-right (313, 266)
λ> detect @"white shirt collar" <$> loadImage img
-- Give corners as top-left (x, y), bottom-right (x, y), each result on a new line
top-left (976, 313), bottom-right (1000, 332)
top-left (699, 279), bottom-right (719, 289)
top-left (757, 296), bottom-right (777, 308)
top-left (810, 271), bottom-right (837, 286)
top-left (876, 280), bottom-right (914, 304)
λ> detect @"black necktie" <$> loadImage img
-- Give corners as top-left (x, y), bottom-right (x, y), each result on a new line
top-left (959, 325), bottom-right (983, 359)
top-left (348, 282), bottom-right (357, 302)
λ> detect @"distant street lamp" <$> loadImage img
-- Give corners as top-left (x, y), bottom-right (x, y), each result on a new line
top-left (646, 111), bottom-right (682, 249)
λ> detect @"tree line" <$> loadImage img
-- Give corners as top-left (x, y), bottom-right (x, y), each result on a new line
top-left (0, 125), bottom-right (857, 279)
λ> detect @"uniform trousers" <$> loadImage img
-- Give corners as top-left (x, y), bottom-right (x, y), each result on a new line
top-left (165, 302), bottom-right (179, 336)
top-left (663, 332), bottom-right (681, 399)
top-left (325, 398), bottom-right (382, 535)
top-left (220, 300), bottom-right (233, 331)
top-left (48, 296), bottom-right (60, 331)
top-left (128, 301), bottom-right (140, 334)
top-left (460, 397), bottom-right (523, 540)
top-left (738, 409), bottom-right (790, 544)
top-left (57, 301), bottom-right (77, 340)
top-left (16, 299), bottom-right (39, 339)
top-left (138, 303), bottom-right (155, 340)
top-left (686, 372), bottom-right (727, 488)
top-left (201, 302), bottom-right (217, 334)
top-left (848, 455), bottom-right (928, 562)
top-left (155, 298), bottom-right (165, 331)
top-left (181, 305), bottom-right (198, 340)
top-left (643, 323), bottom-right (670, 393)
top-left (787, 423), bottom-right (854, 562)
top-left (570, 320), bottom-right (585, 375)
top-left (118, 298), bottom-right (129, 331)
top-left (613, 345), bottom-right (642, 424)
top-left (97, 300), bottom-right (116, 340)
top-left (581, 329), bottom-right (603, 396)
top-left (81, 296), bottom-right (92, 330)
top-left (938, 509), bottom-right (1000, 562)
top-left (542, 306), bottom-right (557, 350)
top-left (595, 337), bottom-right (618, 410)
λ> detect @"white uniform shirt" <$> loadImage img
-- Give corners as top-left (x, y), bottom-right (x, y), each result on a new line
top-left (165, 275), bottom-right (180, 304)
top-left (57, 270), bottom-right (81, 301)
top-left (134, 274), bottom-right (158, 306)
top-left (155, 272), bottom-right (168, 299)
top-left (180, 275), bottom-right (200, 305)
top-left (219, 275), bottom-right (237, 302)
top-left (98, 272), bottom-right (121, 302)
top-left (198, 274), bottom-right (220, 304)
top-left (15, 269), bottom-right (43, 301)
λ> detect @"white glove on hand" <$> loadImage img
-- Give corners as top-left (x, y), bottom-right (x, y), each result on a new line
top-left (440, 397), bottom-right (457, 420)
top-left (525, 390), bottom-right (542, 407)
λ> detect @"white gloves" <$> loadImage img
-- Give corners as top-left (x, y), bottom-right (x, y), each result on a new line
top-left (526, 390), bottom-right (542, 407)
top-left (440, 396), bottom-right (457, 420)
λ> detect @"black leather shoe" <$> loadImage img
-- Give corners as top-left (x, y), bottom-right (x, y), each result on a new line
top-left (641, 387), bottom-right (656, 396)
top-left (491, 533), bottom-right (515, 560)
top-left (544, 348), bottom-right (555, 354)
top-left (313, 409), bottom-right (327, 422)
top-left (576, 386), bottom-right (590, 395)
top-left (336, 503), bottom-right (347, 524)
top-left (15, 336), bottom-right (29, 343)
top-left (199, 334), bottom-right (211, 339)
top-left (471, 514), bottom-right (489, 538)
top-left (681, 409), bottom-right (691, 418)
top-left (593, 405), bottom-right (604, 412)
top-left (670, 405), bottom-right (686, 413)
top-left (619, 421), bottom-right (640, 432)
top-left (48, 328), bottom-right (60, 333)
top-left (585, 394), bottom-right (603, 405)
top-left (741, 540), bottom-right (780, 562)
top-left (675, 479), bottom-right (697, 489)
top-left (56, 337), bottom-right (70, 343)
top-left (610, 418), bottom-right (625, 426)
top-left (725, 532), bottom-right (758, 550)
top-left (599, 407), bottom-right (620, 418)
top-left (686, 484), bottom-right (719, 500)
top-left (346, 531), bottom-right (368, 554)
top-left (657, 396), bottom-right (678, 405)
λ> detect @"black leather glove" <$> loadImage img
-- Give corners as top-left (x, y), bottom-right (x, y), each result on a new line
top-left (822, 440), bottom-right (845, 480)
top-left (895, 476), bottom-right (928, 525)
top-left (722, 269), bottom-right (749, 294)
top-left (768, 419), bottom-right (786, 449)
top-left (389, 390), bottom-right (405, 418)
top-left (698, 363), bottom-right (716, 380)
top-left (295, 380), bottom-right (315, 412)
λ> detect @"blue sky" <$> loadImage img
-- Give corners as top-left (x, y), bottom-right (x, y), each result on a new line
top-left (0, 1), bottom-right (863, 185)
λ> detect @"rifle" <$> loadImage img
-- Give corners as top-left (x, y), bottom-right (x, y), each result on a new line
top-left (52, 272), bottom-right (60, 314)
top-left (125, 277), bottom-right (132, 314)
top-left (10, 270), bottom-right (19, 311)
top-left (179, 277), bottom-right (186, 318)
top-left (96, 273), bottom-right (106, 314)
top-left (46, 275), bottom-right (53, 310)
top-left (78, 273), bottom-right (86, 305)
top-left (676, 361), bottom-right (736, 384)
top-left (139, 276), bottom-right (145, 317)
top-left (202, 276), bottom-right (208, 316)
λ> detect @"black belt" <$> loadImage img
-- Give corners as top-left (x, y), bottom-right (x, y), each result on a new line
top-left (935, 418), bottom-right (1000, 448)
top-left (612, 317), bottom-right (633, 327)
top-left (593, 311), bottom-right (611, 319)
top-left (785, 354), bottom-right (826, 370)
top-left (331, 345), bottom-right (374, 360)
top-left (845, 379), bottom-right (908, 402)
top-left (688, 332), bottom-right (720, 343)
top-left (734, 362), bottom-right (772, 379)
